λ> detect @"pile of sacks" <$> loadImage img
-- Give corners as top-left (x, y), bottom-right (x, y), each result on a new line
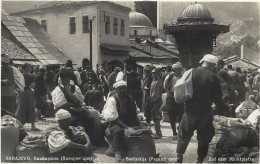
top-left (206, 115), bottom-right (259, 163)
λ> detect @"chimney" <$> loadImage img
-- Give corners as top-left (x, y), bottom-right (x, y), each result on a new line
top-left (241, 44), bottom-right (244, 59)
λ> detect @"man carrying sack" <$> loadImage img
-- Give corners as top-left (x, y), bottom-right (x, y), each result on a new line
top-left (175, 54), bottom-right (228, 163)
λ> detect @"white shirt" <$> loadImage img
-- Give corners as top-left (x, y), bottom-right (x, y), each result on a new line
top-left (235, 101), bottom-right (260, 114)
top-left (74, 71), bottom-right (82, 86)
top-left (102, 96), bottom-right (140, 122)
top-left (247, 109), bottom-right (260, 128)
top-left (12, 66), bottom-right (25, 91)
top-left (51, 84), bottom-right (85, 109)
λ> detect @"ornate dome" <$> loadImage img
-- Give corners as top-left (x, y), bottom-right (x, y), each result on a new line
top-left (129, 12), bottom-right (153, 27)
top-left (177, 3), bottom-right (214, 24)
top-left (181, 3), bottom-right (212, 18)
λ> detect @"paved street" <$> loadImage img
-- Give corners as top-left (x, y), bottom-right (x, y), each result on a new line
top-left (24, 116), bottom-right (198, 163)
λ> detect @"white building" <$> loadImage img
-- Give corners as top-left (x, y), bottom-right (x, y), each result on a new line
top-left (12, 1), bottom-right (131, 72)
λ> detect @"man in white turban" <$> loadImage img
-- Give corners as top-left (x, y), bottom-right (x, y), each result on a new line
top-left (46, 109), bottom-right (93, 162)
top-left (102, 74), bottom-right (141, 162)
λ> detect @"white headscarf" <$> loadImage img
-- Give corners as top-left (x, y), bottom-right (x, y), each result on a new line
top-left (55, 109), bottom-right (71, 121)
top-left (48, 131), bottom-right (71, 153)
top-left (113, 71), bottom-right (127, 89)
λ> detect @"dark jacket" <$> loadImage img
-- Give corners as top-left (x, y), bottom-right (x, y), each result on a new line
top-left (35, 74), bottom-right (47, 96)
top-left (186, 67), bottom-right (228, 115)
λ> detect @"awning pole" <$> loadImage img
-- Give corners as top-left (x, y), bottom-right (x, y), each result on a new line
top-left (89, 16), bottom-right (95, 71)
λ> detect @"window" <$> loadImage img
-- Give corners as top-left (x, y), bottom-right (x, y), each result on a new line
top-left (105, 16), bottom-right (110, 34)
top-left (150, 30), bottom-right (152, 36)
top-left (134, 30), bottom-right (137, 36)
top-left (82, 15), bottom-right (89, 33)
top-left (113, 18), bottom-right (118, 35)
top-left (70, 17), bottom-right (76, 34)
top-left (41, 19), bottom-right (47, 32)
top-left (120, 19), bottom-right (125, 36)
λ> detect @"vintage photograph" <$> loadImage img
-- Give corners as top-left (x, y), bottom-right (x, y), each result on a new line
top-left (1, 0), bottom-right (260, 163)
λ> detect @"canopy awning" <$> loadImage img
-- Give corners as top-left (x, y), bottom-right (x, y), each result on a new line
top-left (100, 43), bottom-right (131, 51)
top-left (13, 60), bottom-right (43, 66)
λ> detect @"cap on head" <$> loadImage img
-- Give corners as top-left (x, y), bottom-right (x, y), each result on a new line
top-left (249, 95), bottom-right (255, 102)
top-left (199, 54), bottom-right (218, 65)
top-left (217, 59), bottom-right (225, 66)
top-left (113, 71), bottom-right (127, 88)
top-left (144, 65), bottom-right (152, 72)
top-left (172, 62), bottom-right (182, 70)
top-left (152, 67), bottom-right (160, 73)
top-left (114, 80), bottom-right (127, 89)
top-left (114, 67), bottom-right (121, 72)
top-left (55, 109), bottom-right (71, 121)
top-left (39, 65), bottom-right (47, 70)
top-left (77, 66), bottom-right (82, 71)
top-left (66, 60), bottom-right (73, 68)
top-left (227, 65), bottom-right (233, 69)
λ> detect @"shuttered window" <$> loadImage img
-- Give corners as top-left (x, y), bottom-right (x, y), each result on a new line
top-left (82, 15), bottom-right (89, 33)
top-left (70, 17), bottom-right (76, 34)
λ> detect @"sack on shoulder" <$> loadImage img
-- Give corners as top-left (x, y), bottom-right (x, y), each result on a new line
top-left (174, 68), bottom-right (193, 104)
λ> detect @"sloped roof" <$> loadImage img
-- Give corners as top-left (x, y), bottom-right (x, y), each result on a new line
top-left (12, 1), bottom-right (130, 14)
top-left (129, 49), bottom-right (152, 58)
top-left (1, 36), bottom-right (36, 60)
top-left (129, 40), bottom-right (178, 59)
top-left (1, 13), bottom-right (68, 65)
top-left (223, 55), bottom-right (260, 70)
top-left (23, 18), bottom-right (69, 64)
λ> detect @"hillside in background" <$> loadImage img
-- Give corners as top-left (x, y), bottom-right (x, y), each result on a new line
top-left (158, 2), bottom-right (259, 58)
top-left (2, 1), bottom-right (259, 59)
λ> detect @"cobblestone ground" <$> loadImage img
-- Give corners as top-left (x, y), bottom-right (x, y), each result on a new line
top-left (24, 117), bottom-right (198, 163)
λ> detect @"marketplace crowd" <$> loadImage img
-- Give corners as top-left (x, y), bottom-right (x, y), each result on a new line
top-left (1, 53), bottom-right (260, 163)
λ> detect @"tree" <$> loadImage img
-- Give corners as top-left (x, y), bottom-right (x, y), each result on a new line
top-left (134, 1), bottom-right (157, 27)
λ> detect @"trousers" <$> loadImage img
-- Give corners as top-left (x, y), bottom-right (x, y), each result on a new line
top-left (166, 95), bottom-right (184, 135)
top-left (108, 124), bottom-right (126, 152)
top-left (176, 111), bottom-right (215, 158)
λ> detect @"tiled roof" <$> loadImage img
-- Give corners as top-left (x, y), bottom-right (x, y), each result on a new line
top-left (12, 1), bottom-right (130, 14)
top-left (1, 13), bottom-right (69, 65)
top-left (129, 49), bottom-right (152, 58)
top-left (223, 55), bottom-right (259, 70)
top-left (1, 36), bottom-right (36, 60)
top-left (129, 41), bottom-right (179, 59)
top-left (23, 18), bottom-right (69, 64)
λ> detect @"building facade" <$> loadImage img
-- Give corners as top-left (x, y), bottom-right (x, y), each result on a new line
top-left (12, 1), bottom-right (131, 71)
top-left (2, 11), bottom-right (68, 66)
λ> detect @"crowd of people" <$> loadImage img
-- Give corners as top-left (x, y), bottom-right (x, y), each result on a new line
top-left (1, 52), bottom-right (260, 163)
